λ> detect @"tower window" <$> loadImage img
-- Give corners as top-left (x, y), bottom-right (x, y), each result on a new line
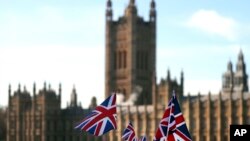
top-left (145, 52), bottom-right (148, 70)
top-left (141, 51), bottom-right (144, 69)
top-left (114, 52), bottom-right (117, 70)
top-left (136, 51), bottom-right (139, 69)
top-left (118, 51), bottom-right (122, 69)
top-left (123, 51), bottom-right (127, 68)
top-left (123, 88), bottom-right (126, 96)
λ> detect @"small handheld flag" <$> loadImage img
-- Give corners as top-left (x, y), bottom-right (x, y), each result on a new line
top-left (122, 122), bottom-right (137, 141)
top-left (154, 92), bottom-right (192, 141)
top-left (75, 93), bottom-right (117, 136)
top-left (139, 135), bottom-right (147, 141)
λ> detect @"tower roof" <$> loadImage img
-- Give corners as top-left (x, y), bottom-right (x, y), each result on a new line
top-left (238, 49), bottom-right (244, 61)
top-left (227, 60), bottom-right (233, 71)
top-left (70, 85), bottom-right (78, 107)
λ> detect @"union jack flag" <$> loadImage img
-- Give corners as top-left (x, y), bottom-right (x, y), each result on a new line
top-left (167, 94), bottom-right (192, 141)
top-left (122, 122), bottom-right (137, 141)
top-left (139, 135), bottom-right (147, 141)
top-left (154, 92), bottom-right (192, 141)
top-left (75, 93), bottom-right (117, 136)
top-left (153, 98), bottom-right (173, 141)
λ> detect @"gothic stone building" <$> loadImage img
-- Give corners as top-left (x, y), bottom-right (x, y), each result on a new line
top-left (6, 0), bottom-right (250, 141)
top-left (105, 1), bottom-right (250, 141)
top-left (6, 83), bottom-right (103, 141)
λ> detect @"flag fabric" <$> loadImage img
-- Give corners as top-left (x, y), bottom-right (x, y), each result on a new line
top-left (139, 135), bottom-right (147, 141)
top-left (75, 93), bottom-right (117, 136)
top-left (153, 98), bottom-right (173, 141)
top-left (122, 122), bottom-right (137, 141)
top-left (168, 94), bottom-right (192, 141)
top-left (154, 92), bottom-right (192, 141)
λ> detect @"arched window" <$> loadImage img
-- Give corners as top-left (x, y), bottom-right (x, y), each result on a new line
top-left (123, 51), bottom-right (127, 68)
top-left (145, 52), bottom-right (148, 70)
top-left (136, 51), bottom-right (139, 69)
top-left (123, 88), bottom-right (126, 96)
top-left (118, 51), bottom-right (122, 69)
top-left (114, 51), bottom-right (117, 70)
top-left (141, 51), bottom-right (144, 69)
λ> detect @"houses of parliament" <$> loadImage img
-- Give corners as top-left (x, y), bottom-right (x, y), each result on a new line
top-left (4, 0), bottom-right (250, 141)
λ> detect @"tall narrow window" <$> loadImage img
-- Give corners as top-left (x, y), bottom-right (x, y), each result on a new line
top-left (145, 52), bottom-right (148, 70)
top-left (119, 51), bottom-right (122, 69)
top-left (136, 51), bottom-right (139, 69)
top-left (139, 52), bottom-right (142, 69)
top-left (114, 52), bottom-right (117, 70)
top-left (123, 88), bottom-right (126, 96)
top-left (142, 51), bottom-right (146, 69)
top-left (123, 51), bottom-right (127, 68)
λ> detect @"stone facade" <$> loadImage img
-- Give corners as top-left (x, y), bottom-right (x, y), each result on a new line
top-left (5, 1), bottom-right (250, 141)
top-left (105, 0), bottom-right (156, 105)
top-left (6, 83), bottom-right (102, 141)
top-left (105, 1), bottom-right (250, 141)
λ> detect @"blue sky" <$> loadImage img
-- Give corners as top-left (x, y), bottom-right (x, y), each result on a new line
top-left (0, 0), bottom-right (250, 108)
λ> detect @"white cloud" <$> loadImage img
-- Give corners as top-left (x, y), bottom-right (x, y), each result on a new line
top-left (186, 9), bottom-right (238, 41)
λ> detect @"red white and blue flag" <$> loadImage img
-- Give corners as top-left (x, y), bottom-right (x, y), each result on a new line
top-left (122, 122), bottom-right (137, 141)
top-left (153, 99), bottom-right (173, 141)
top-left (75, 93), bottom-right (117, 136)
top-left (154, 92), bottom-right (192, 141)
top-left (139, 135), bottom-right (147, 141)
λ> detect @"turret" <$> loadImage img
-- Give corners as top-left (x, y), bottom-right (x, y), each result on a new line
top-left (234, 50), bottom-right (248, 92)
top-left (43, 81), bottom-right (47, 91)
top-left (106, 0), bottom-right (112, 21)
top-left (8, 84), bottom-right (11, 105)
top-left (180, 70), bottom-right (184, 91)
top-left (58, 83), bottom-right (61, 103)
top-left (222, 60), bottom-right (234, 93)
top-left (167, 69), bottom-right (171, 81)
top-left (150, 0), bottom-right (156, 22)
top-left (89, 97), bottom-right (97, 109)
top-left (70, 85), bottom-right (77, 107)
top-left (125, 0), bottom-right (137, 17)
top-left (33, 82), bottom-right (36, 96)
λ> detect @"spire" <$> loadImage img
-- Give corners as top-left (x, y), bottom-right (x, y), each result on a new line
top-left (8, 84), bottom-right (11, 105)
top-left (125, 0), bottom-right (137, 16)
top-left (167, 69), bottom-right (171, 81)
top-left (180, 70), bottom-right (184, 96)
top-left (8, 84), bottom-right (11, 97)
top-left (70, 85), bottom-right (77, 107)
top-left (58, 83), bottom-right (62, 95)
top-left (180, 70), bottom-right (184, 84)
top-left (106, 0), bottom-right (113, 21)
top-left (129, 0), bottom-right (135, 5)
top-left (150, 0), bottom-right (156, 21)
top-left (107, 0), bottom-right (112, 8)
top-left (18, 83), bottom-right (21, 92)
top-left (151, 0), bottom-right (155, 8)
top-left (58, 83), bottom-right (62, 103)
top-left (227, 60), bottom-right (233, 71)
top-left (236, 49), bottom-right (245, 71)
top-left (43, 81), bottom-right (47, 91)
top-left (89, 96), bottom-right (97, 109)
top-left (33, 82), bottom-right (36, 96)
top-left (238, 49), bottom-right (244, 61)
top-left (234, 49), bottom-right (248, 92)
